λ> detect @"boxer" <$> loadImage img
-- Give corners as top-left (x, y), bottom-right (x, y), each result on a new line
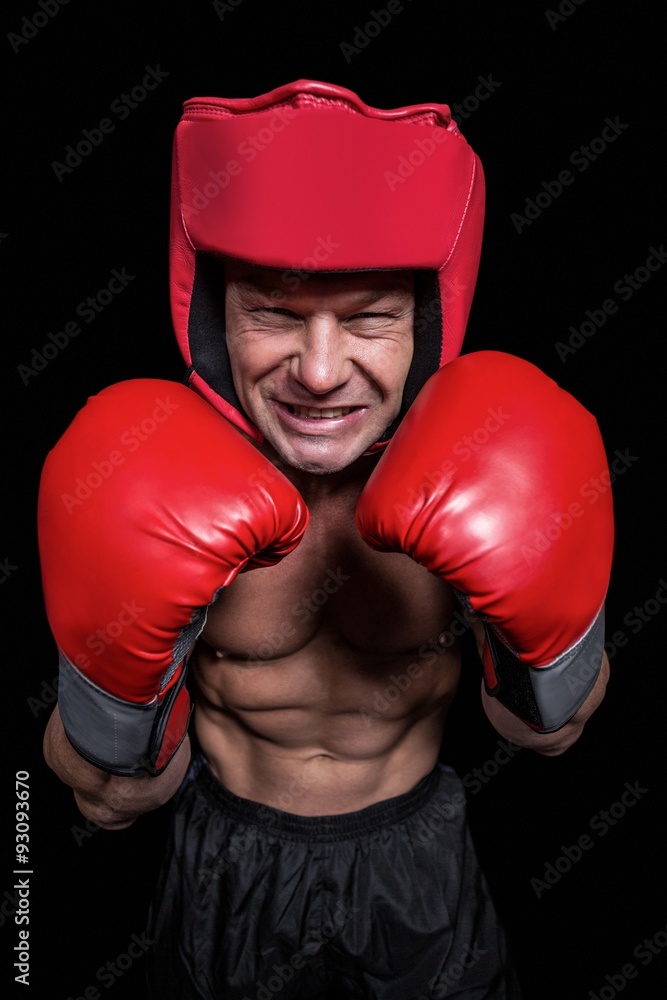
top-left (40, 81), bottom-right (614, 999)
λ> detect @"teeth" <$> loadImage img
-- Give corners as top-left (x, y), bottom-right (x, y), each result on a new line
top-left (292, 406), bottom-right (353, 419)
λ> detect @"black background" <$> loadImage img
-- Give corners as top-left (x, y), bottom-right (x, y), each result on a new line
top-left (3, 1), bottom-right (665, 997)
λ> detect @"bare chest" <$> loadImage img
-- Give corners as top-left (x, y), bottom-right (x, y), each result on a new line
top-left (202, 492), bottom-right (455, 662)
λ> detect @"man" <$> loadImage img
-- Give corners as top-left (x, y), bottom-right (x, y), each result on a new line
top-left (39, 81), bottom-right (614, 998)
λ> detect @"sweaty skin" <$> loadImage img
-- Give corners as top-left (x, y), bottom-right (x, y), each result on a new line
top-left (44, 265), bottom-right (609, 827)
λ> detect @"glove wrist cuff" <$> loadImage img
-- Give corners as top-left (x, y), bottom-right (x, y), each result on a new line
top-left (57, 652), bottom-right (191, 776)
top-left (484, 608), bottom-right (606, 732)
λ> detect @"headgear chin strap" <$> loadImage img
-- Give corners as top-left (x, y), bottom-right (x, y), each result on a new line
top-left (170, 79), bottom-right (485, 449)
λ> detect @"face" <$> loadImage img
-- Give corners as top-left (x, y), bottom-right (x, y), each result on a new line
top-left (225, 261), bottom-right (415, 475)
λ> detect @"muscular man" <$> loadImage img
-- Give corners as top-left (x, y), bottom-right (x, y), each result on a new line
top-left (39, 82), bottom-right (614, 999)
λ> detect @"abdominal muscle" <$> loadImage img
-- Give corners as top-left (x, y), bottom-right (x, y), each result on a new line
top-left (189, 497), bottom-right (464, 816)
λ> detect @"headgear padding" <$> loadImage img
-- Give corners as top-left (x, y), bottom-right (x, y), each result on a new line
top-left (170, 79), bottom-right (485, 447)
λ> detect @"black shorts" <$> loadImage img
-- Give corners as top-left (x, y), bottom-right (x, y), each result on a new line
top-left (146, 756), bottom-right (522, 999)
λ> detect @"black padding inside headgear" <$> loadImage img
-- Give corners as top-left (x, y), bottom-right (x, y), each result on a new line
top-left (188, 252), bottom-right (247, 418)
top-left (383, 270), bottom-right (442, 441)
top-left (187, 254), bottom-right (443, 443)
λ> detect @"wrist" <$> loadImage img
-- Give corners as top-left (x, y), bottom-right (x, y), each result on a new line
top-left (45, 706), bottom-right (192, 826)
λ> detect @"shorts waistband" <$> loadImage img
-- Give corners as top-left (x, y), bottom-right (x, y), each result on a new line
top-left (194, 756), bottom-right (444, 842)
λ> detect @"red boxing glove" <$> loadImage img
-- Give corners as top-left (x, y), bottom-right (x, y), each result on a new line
top-left (38, 380), bottom-right (308, 775)
top-left (356, 351), bottom-right (614, 732)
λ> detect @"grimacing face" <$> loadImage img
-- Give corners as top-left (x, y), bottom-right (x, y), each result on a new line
top-left (225, 261), bottom-right (415, 475)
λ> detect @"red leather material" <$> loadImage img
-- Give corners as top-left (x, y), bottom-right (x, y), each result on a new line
top-left (38, 380), bottom-right (309, 706)
top-left (356, 352), bottom-right (615, 668)
top-left (154, 685), bottom-right (191, 772)
top-left (177, 108), bottom-right (474, 268)
top-left (170, 79), bottom-right (484, 440)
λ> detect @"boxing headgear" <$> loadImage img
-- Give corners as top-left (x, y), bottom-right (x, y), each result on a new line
top-left (170, 79), bottom-right (485, 449)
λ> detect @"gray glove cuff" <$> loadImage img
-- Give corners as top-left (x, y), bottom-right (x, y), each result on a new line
top-left (57, 651), bottom-right (191, 776)
top-left (484, 607), bottom-right (606, 733)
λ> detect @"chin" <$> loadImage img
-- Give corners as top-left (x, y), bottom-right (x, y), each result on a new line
top-left (271, 436), bottom-right (377, 476)
top-left (280, 449), bottom-right (360, 476)
top-left (288, 460), bottom-right (344, 475)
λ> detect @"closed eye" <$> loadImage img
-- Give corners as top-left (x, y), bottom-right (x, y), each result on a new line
top-left (346, 312), bottom-right (400, 320)
top-left (250, 307), bottom-right (299, 317)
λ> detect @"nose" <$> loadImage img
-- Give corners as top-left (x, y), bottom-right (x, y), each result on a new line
top-left (291, 316), bottom-right (352, 397)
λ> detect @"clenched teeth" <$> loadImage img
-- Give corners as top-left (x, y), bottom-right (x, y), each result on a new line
top-left (289, 405), bottom-right (355, 419)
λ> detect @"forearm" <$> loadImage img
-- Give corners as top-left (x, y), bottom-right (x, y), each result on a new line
top-left (481, 651), bottom-right (610, 755)
top-left (43, 705), bottom-right (192, 829)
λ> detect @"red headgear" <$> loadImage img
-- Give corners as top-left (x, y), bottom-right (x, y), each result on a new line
top-left (170, 79), bottom-right (485, 449)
